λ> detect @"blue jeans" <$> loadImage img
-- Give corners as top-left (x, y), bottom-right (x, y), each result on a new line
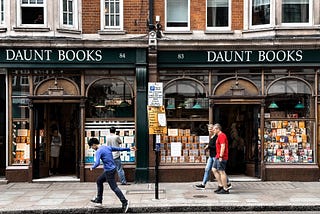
top-left (202, 157), bottom-right (230, 185)
top-left (114, 157), bottom-right (127, 184)
top-left (202, 156), bottom-right (215, 185)
top-left (96, 168), bottom-right (127, 204)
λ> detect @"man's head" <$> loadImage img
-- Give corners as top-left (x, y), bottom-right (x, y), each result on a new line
top-left (88, 138), bottom-right (100, 150)
top-left (213, 123), bottom-right (222, 132)
top-left (110, 126), bottom-right (116, 134)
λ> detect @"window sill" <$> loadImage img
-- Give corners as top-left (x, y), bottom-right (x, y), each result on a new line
top-left (243, 26), bottom-right (320, 38)
top-left (98, 30), bottom-right (126, 35)
top-left (13, 27), bottom-right (50, 32)
top-left (205, 30), bottom-right (234, 34)
top-left (0, 27), bottom-right (7, 33)
top-left (163, 30), bottom-right (193, 34)
top-left (57, 28), bottom-right (81, 34)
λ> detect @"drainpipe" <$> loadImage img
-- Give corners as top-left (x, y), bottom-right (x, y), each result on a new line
top-left (149, 0), bottom-right (154, 30)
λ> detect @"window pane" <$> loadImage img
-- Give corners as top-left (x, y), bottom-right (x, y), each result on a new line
top-left (86, 78), bottom-right (134, 118)
top-left (252, 0), bottom-right (270, 25)
top-left (282, 0), bottom-right (309, 23)
top-left (104, 0), bottom-right (120, 27)
top-left (63, 0), bottom-right (67, 11)
top-left (207, 0), bottom-right (229, 27)
top-left (167, 0), bottom-right (188, 27)
top-left (68, 14), bottom-right (73, 25)
top-left (68, 1), bottom-right (73, 12)
top-left (21, 7), bottom-right (44, 24)
top-left (0, 0), bottom-right (4, 24)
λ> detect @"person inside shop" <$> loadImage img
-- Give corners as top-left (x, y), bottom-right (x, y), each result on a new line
top-left (195, 124), bottom-right (232, 190)
top-left (88, 137), bottom-right (136, 213)
top-left (50, 128), bottom-right (62, 175)
top-left (33, 14), bottom-right (43, 24)
top-left (212, 123), bottom-right (230, 194)
top-left (106, 126), bottom-right (130, 185)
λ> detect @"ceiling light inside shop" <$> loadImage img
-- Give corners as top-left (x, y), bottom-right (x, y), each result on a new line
top-left (268, 101), bottom-right (279, 109)
top-left (295, 101), bottom-right (305, 109)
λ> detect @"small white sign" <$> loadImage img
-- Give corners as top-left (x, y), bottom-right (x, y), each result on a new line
top-left (148, 82), bottom-right (163, 106)
top-left (171, 142), bottom-right (182, 157)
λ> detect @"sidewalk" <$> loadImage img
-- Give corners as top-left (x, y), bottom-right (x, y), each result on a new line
top-left (0, 177), bottom-right (320, 213)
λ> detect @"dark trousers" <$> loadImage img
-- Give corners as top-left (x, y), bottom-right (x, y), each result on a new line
top-left (96, 168), bottom-right (127, 204)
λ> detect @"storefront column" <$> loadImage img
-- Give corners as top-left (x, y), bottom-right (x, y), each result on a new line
top-left (260, 101), bottom-right (266, 181)
top-left (135, 49), bottom-right (149, 182)
top-left (79, 98), bottom-right (86, 182)
top-left (28, 100), bottom-right (34, 182)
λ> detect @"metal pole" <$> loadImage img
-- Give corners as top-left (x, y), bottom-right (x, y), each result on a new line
top-left (155, 134), bottom-right (160, 199)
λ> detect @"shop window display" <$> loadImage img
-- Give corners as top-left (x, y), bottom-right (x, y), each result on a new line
top-left (263, 95), bottom-right (314, 163)
top-left (11, 73), bottom-right (30, 165)
top-left (161, 78), bottom-right (209, 164)
top-left (12, 121), bottom-right (30, 165)
top-left (84, 122), bottom-right (135, 164)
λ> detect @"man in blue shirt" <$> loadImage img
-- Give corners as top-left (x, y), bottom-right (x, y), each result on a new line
top-left (88, 138), bottom-right (136, 213)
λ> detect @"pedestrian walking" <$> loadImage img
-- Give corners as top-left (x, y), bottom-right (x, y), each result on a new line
top-left (88, 137), bottom-right (136, 213)
top-left (106, 126), bottom-right (129, 185)
top-left (212, 123), bottom-right (230, 194)
top-left (195, 124), bottom-right (232, 190)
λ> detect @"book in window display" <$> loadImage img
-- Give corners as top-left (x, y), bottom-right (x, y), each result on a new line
top-left (264, 120), bottom-right (313, 163)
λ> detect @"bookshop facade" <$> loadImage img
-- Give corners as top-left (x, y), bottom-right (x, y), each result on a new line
top-left (154, 48), bottom-right (320, 181)
top-left (4, 46), bottom-right (149, 182)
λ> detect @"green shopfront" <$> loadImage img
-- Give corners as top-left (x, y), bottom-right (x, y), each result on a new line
top-left (156, 49), bottom-right (320, 181)
top-left (3, 47), bottom-right (148, 182)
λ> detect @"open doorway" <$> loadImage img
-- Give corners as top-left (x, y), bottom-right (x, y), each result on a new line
top-left (33, 103), bottom-right (80, 179)
top-left (214, 104), bottom-right (260, 177)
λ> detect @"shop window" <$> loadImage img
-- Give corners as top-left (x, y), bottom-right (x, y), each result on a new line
top-left (101, 0), bottom-right (123, 30)
top-left (162, 78), bottom-right (209, 165)
top-left (60, 0), bottom-right (78, 28)
top-left (18, 0), bottom-right (46, 25)
top-left (0, 0), bottom-right (4, 25)
top-left (86, 78), bottom-right (134, 119)
top-left (166, 0), bottom-right (189, 31)
top-left (282, 0), bottom-right (311, 25)
top-left (263, 78), bottom-right (314, 163)
top-left (11, 73), bottom-right (30, 166)
top-left (11, 121), bottom-right (30, 165)
top-left (250, 0), bottom-right (271, 27)
top-left (207, 0), bottom-right (231, 30)
top-left (84, 122), bottom-right (135, 164)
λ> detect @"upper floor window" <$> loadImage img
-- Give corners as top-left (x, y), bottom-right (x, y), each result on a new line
top-left (207, 0), bottom-right (231, 30)
top-left (166, 0), bottom-right (189, 31)
top-left (251, 0), bottom-right (271, 26)
top-left (18, 0), bottom-right (46, 26)
top-left (282, 0), bottom-right (311, 25)
top-left (0, 0), bottom-right (4, 25)
top-left (60, 0), bottom-right (78, 28)
top-left (101, 0), bottom-right (123, 30)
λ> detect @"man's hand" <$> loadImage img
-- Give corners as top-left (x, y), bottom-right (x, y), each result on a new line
top-left (130, 146), bottom-right (137, 151)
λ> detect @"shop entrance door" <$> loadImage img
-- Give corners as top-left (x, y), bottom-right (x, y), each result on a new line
top-left (214, 104), bottom-right (260, 177)
top-left (33, 103), bottom-right (80, 178)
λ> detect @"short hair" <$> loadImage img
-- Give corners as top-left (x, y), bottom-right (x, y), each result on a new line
top-left (213, 123), bottom-right (222, 130)
top-left (110, 126), bottom-right (116, 134)
top-left (88, 138), bottom-right (99, 147)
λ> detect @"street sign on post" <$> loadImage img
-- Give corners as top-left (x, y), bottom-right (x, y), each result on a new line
top-left (147, 82), bottom-right (166, 200)
top-left (147, 106), bottom-right (167, 135)
top-left (148, 82), bottom-right (163, 106)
